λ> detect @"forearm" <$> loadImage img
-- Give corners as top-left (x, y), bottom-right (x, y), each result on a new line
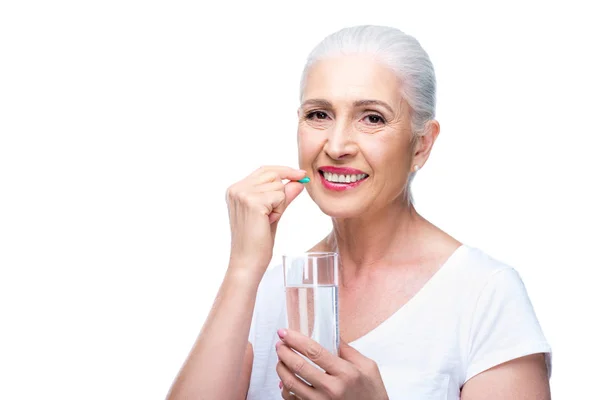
top-left (167, 262), bottom-right (263, 400)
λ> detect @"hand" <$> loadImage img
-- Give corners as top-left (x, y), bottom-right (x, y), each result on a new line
top-left (225, 166), bottom-right (307, 273)
top-left (275, 329), bottom-right (389, 400)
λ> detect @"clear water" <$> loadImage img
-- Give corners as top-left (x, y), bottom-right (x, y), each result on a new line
top-left (285, 284), bottom-right (339, 357)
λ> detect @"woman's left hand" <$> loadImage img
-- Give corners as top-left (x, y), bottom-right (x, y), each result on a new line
top-left (275, 329), bottom-right (389, 400)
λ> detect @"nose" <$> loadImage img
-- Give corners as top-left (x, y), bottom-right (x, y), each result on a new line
top-left (323, 120), bottom-right (358, 160)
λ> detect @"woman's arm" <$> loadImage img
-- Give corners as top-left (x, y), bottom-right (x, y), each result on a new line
top-left (236, 340), bottom-right (254, 399)
top-left (166, 165), bottom-right (307, 399)
top-left (166, 265), bottom-right (260, 400)
top-left (460, 353), bottom-right (550, 400)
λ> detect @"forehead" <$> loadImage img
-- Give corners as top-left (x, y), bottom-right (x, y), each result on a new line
top-left (302, 54), bottom-right (402, 106)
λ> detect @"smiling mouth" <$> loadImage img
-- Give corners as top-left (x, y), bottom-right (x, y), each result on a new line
top-left (318, 170), bottom-right (369, 184)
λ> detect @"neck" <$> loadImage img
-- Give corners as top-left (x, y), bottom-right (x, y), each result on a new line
top-left (325, 199), bottom-right (428, 279)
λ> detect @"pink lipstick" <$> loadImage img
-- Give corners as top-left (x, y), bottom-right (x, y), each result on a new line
top-left (318, 166), bottom-right (369, 192)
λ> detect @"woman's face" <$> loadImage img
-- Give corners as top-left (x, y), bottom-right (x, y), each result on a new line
top-left (298, 54), bottom-right (418, 218)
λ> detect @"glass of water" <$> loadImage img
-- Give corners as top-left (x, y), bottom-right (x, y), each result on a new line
top-left (283, 252), bottom-right (339, 357)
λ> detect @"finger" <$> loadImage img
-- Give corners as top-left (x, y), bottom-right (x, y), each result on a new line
top-left (258, 191), bottom-right (286, 217)
top-left (252, 166), bottom-right (307, 183)
top-left (276, 360), bottom-right (320, 400)
top-left (284, 181), bottom-right (305, 204)
top-left (255, 181), bottom-right (285, 193)
top-left (281, 389), bottom-right (292, 400)
top-left (339, 340), bottom-right (379, 374)
top-left (278, 329), bottom-right (347, 376)
top-left (269, 181), bottom-right (304, 224)
top-left (276, 341), bottom-right (333, 390)
top-left (338, 341), bottom-right (363, 364)
top-left (280, 388), bottom-right (299, 400)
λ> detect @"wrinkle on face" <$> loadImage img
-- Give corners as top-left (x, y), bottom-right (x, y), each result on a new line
top-left (297, 54), bottom-right (416, 217)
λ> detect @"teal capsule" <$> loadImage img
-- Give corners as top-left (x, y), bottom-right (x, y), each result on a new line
top-left (297, 177), bottom-right (310, 184)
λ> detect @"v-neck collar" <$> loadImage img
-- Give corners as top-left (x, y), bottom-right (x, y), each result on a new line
top-left (347, 244), bottom-right (468, 348)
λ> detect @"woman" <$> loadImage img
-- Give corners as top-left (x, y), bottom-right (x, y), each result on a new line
top-left (167, 25), bottom-right (552, 399)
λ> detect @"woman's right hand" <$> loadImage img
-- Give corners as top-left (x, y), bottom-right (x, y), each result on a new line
top-left (225, 165), bottom-right (307, 275)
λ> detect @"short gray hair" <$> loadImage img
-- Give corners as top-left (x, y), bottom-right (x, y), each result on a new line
top-left (300, 25), bottom-right (436, 137)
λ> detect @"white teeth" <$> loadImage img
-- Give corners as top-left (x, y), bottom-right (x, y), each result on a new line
top-left (322, 171), bottom-right (368, 183)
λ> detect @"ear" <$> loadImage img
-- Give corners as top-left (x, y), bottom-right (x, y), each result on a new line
top-left (413, 120), bottom-right (440, 168)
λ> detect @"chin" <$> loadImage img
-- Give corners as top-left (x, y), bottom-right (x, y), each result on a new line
top-left (313, 198), bottom-right (371, 219)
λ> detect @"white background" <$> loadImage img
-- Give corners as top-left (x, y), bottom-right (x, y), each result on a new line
top-left (1, 1), bottom-right (598, 399)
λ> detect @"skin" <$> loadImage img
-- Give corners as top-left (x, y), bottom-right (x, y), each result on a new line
top-left (166, 54), bottom-right (550, 399)
top-left (166, 166), bottom-right (307, 400)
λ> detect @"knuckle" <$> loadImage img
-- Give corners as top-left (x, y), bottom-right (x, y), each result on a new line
top-left (306, 343), bottom-right (323, 361)
top-left (275, 191), bottom-right (286, 203)
top-left (263, 171), bottom-right (278, 182)
top-left (225, 185), bottom-right (236, 200)
top-left (325, 381), bottom-right (344, 399)
top-left (249, 201), bottom-right (266, 214)
top-left (366, 359), bottom-right (379, 374)
top-left (345, 368), bottom-right (360, 384)
top-left (283, 377), bottom-right (295, 392)
top-left (238, 191), bottom-right (252, 204)
top-left (293, 359), bottom-right (305, 374)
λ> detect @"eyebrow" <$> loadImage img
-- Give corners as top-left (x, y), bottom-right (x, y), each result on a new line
top-left (301, 99), bottom-right (395, 114)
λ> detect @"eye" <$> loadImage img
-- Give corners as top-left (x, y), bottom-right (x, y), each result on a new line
top-left (363, 114), bottom-right (386, 125)
top-left (306, 111), bottom-right (329, 120)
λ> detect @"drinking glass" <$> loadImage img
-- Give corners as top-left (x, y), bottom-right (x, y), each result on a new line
top-left (283, 252), bottom-right (339, 357)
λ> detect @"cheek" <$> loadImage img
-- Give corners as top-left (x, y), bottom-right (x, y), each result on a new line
top-left (361, 136), bottom-right (411, 173)
top-left (297, 127), bottom-right (324, 162)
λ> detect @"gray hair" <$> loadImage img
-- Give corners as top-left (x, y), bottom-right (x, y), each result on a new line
top-left (299, 25), bottom-right (437, 204)
top-left (300, 25), bottom-right (436, 137)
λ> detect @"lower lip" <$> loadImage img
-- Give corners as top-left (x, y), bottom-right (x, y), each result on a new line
top-left (319, 173), bottom-right (368, 191)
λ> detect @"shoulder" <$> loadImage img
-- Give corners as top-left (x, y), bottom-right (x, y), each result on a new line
top-left (447, 245), bottom-right (524, 296)
top-left (454, 246), bottom-right (552, 383)
top-left (455, 245), bottom-right (515, 277)
top-left (453, 244), bottom-right (539, 317)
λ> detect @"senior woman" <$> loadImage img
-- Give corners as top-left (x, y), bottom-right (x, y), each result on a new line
top-left (167, 25), bottom-right (552, 399)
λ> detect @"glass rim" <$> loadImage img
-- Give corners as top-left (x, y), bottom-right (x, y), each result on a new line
top-left (282, 251), bottom-right (338, 259)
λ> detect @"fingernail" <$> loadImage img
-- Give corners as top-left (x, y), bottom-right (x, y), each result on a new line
top-left (277, 328), bottom-right (287, 339)
top-left (279, 381), bottom-right (283, 389)
top-left (276, 340), bottom-right (282, 350)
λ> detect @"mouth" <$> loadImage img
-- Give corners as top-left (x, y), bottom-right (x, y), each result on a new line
top-left (317, 167), bottom-right (369, 191)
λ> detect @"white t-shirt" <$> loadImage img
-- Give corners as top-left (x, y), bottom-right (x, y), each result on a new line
top-left (247, 245), bottom-right (552, 400)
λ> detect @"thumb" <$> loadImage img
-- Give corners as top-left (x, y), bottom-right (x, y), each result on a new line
top-left (339, 340), bottom-right (364, 364)
top-left (268, 181), bottom-right (305, 224)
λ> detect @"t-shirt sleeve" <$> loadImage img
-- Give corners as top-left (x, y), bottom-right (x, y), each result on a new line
top-left (247, 264), bottom-right (285, 346)
top-left (245, 265), bottom-right (286, 398)
top-left (464, 267), bottom-right (552, 383)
